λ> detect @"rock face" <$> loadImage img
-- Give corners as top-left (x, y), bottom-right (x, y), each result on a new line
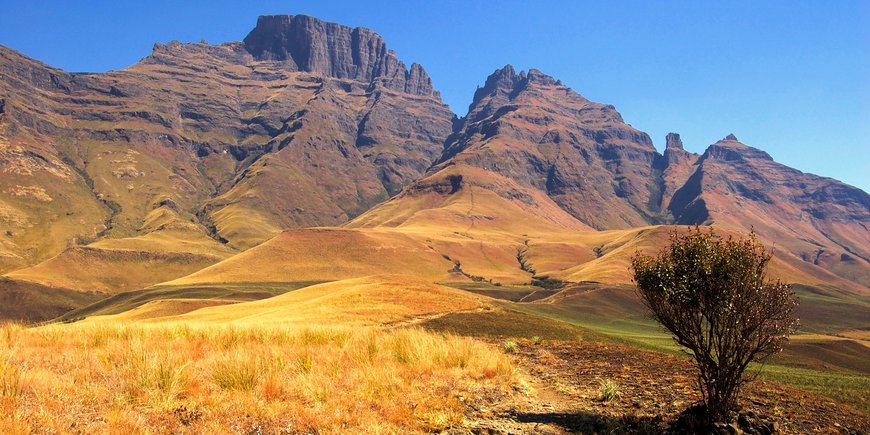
top-left (669, 135), bottom-right (870, 286)
top-left (658, 132), bottom-right (699, 211)
top-left (665, 132), bottom-right (683, 150)
top-left (243, 15), bottom-right (437, 96)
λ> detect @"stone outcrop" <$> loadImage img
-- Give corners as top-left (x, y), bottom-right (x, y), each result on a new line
top-left (659, 132), bottom-right (700, 211)
top-left (242, 15), bottom-right (438, 97)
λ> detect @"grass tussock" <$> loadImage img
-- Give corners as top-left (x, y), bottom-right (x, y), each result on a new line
top-left (598, 379), bottom-right (621, 402)
top-left (0, 322), bottom-right (515, 433)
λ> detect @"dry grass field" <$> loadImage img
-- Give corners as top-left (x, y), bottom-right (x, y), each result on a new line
top-left (0, 322), bottom-right (516, 434)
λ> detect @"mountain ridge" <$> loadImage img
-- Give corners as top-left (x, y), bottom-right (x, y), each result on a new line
top-left (0, 14), bottom-right (868, 323)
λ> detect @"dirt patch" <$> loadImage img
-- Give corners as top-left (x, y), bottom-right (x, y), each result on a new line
top-left (463, 340), bottom-right (869, 433)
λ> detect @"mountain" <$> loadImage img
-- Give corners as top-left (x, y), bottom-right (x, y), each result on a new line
top-left (438, 65), bottom-right (664, 229)
top-left (0, 14), bottom-right (452, 268)
top-left (668, 134), bottom-right (870, 286)
top-left (351, 65), bottom-right (870, 291)
top-left (0, 15), bottom-right (457, 319)
top-left (1, 15), bottom-right (868, 323)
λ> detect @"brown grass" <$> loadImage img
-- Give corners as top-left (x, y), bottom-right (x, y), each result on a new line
top-left (0, 322), bottom-right (516, 433)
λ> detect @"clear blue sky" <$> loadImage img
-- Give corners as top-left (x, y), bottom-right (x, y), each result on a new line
top-left (2, 1), bottom-right (868, 192)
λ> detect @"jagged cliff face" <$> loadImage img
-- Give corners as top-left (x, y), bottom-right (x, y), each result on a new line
top-left (243, 15), bottom-right (438, 97)
top-left (658, 133), bottom-right (699, 211)
top-left (0, 15), bottom-right (453, 274)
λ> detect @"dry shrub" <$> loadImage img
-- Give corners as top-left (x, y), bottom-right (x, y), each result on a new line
top-left (632, 227), bottom-right (799, 421)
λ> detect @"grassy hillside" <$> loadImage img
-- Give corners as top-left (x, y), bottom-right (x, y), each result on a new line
top-left (102, 275), bottom-right (491, 326)
top-left (56, 281), bottom-right (322, 322)
top-left (6, 247), bottom-right (224, 294)
top-left (166, 228), bottom-right (467, 286)
top-left (0, 278), bottom-right (104, 323)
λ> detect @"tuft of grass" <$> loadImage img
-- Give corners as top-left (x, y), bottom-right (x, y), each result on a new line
top-left (0, 356), bottom-right (24, 400)
top-left (1, 323), bottom-right (22, 349)
top-left (599, 379), bottom-right (621, 402)
top-left (531, 336), bottom-right (542, 345)
top-left (295, 352), bottom-right (313, 374)
top-left (503, 340), bottom-right (518, 353)
top-left (212, 358), bottom-right (258, 391)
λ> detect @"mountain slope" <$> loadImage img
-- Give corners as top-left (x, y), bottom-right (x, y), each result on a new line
top-left (669, 134), bottom-right (870, 287)
top-left (438, 65), bottom-right (664, 229)
top-left (0, 14), bottom-right (453, 271)
top-left (1, 14), bottom-right (867, 325)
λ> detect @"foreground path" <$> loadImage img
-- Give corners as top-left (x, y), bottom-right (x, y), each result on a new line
top-left (464, 340), bottom-right (869, 434)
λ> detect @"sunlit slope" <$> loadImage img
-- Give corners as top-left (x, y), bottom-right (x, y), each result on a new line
top-left (115, 275), bottom-right (491, 326)
top-left (355, 172), bottom-right (861, 290)
top-left (551, 226), bottom-right (869, 294)
top-left (55, 281), bottom-right (318, 322)
top-left (348, 164), bottom-right (591, 235)
top-left (5, 247), bottom-right (220, 294)
top-left (167, 228), bottom-right (465, 286)
top-left (4, 207), bottom-right (235, 294)
top-left (345, 165), bottom-right (598, 283)
top-left (162, 164), bottom-right (868, 293)
top-left (104, 298), bottom-right (236, 321)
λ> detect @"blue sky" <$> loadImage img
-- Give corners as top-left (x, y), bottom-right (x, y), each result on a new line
top-left (2, 1), bottom-right (868, 192)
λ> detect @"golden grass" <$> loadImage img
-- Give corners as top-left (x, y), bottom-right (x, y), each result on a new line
top-left (107, 299), bottom-right (235, 322)
top-left (0, 322), bottom-right (515, 433)
top-left (6, 247), bottom-right (224, 294)
top-left (157, 216), bottom-right (867, 293)
top-left (167, 229), bottom-right (462, 286)
top-left (103, 275), bottom-right (490, 326)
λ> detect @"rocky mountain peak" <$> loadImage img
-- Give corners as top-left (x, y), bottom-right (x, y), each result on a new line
top-left (525, 68), bottom-right (560, 86)
top-left (242, 15), bottom-right (438, 97)
top-left (703, 135), bottom-right (774, 162)
top-left (471, 65), bottom-right (520, 103)
top-left (470, 65), bottom-right (566, 106)
top-left (665, 133), bottom-right (684, 150)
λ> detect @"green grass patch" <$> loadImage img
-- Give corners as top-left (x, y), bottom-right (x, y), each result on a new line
top-left (505, 302), bottom-right (680, 352)
top-left (420, 306), bottom-right (601, 341)
top-left (754, 364), bottom-right (870, 414)
top-left (505, 296), bottom-right (870, 413)
top-left (441, 282), bottom-right (558, 302)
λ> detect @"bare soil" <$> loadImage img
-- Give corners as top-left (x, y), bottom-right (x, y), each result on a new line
top-left (462, 340), bottom-right (869, 434)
